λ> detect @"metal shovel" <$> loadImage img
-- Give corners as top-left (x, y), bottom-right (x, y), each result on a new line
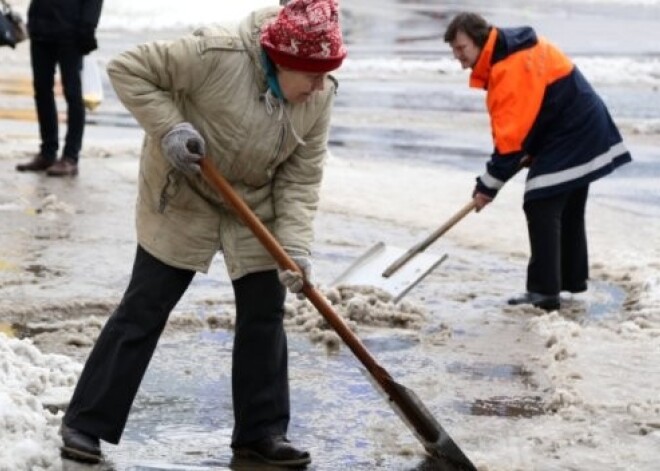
top-left (200, 159), bottom-right (477, 470)
top-left (331, 200), bottom-right (476, 301)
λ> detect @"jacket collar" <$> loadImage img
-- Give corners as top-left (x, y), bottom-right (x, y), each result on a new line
top-left (469, 28), bottom-right (498, 90)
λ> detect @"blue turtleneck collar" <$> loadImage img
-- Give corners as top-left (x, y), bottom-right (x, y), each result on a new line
top-left (261, 51), bottom-right (284, 101)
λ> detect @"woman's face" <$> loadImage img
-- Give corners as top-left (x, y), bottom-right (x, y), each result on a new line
top-left (277, 67), bottom-right (327, 104)
top-left (449, 30), bottom-right (481, 69)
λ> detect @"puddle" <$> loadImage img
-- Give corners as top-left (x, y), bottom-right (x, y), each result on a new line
top-left (454, 396), bottom-right (546, 418)
top-left (445, 362), bottom-right (546, 418)
top-left (362, 334), bottom-right (419, 352)
top-left (446, 361), bottom-right (534, 384)
top-left (94, 328), bottom-right (472, 470)
top-left (560, 280), bottom-right (628, 323)
top-left (583, 280), bottom-right (627, 321)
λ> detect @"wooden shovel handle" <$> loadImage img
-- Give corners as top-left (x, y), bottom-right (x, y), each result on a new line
top-left (200, 159), bottom-right (478, 467)
top-left (199, 159), bottom-right (387, 380)
top-left (382, 200), bottom-right (477, 278)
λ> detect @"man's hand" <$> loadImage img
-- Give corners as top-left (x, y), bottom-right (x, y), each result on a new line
top-left (278, 255), bottom-right (313, 299)
top-left (78, 28), bottom-right (98, 55)
top-left (473, 191), bottom-right (493, 212)
top-left (161, 123), bottom-right (205, 175)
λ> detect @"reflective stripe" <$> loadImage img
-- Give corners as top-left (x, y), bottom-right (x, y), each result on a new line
top-left (480, 172), bottom-right (505, 190)
top-left (526, 142), bottom-right (628, 192)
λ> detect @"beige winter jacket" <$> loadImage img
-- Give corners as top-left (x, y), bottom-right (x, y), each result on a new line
top-left (106, 7), bottom-right (337, 279)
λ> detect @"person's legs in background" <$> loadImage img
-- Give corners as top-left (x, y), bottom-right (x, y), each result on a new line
top-left (16, 40), bottom-right (59, 172)
top-left (47, 40), bottom-right (85, 176)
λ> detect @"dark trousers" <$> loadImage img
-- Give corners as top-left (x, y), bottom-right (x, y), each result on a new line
top-left (63, 245), bottom-right (290, 446)
top-left (523, 185), bottom-right (589, 296)
top-left (30, 39), bottom-right (85, 161)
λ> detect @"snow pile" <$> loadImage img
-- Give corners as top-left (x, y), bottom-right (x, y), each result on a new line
top-left (0, 334), bottom-right (81, 471)
top-left (526, 313), bottom-right (584, 411)
top-left (285, 285), bottom-right (427, 349)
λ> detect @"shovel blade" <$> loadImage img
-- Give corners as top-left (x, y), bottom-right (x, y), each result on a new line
top-left (359, 368), bottom-right (477, 470)
top-left (332, 242), bottom-right (447, 302)
top-left (385, 378), bottom-right (477, 471)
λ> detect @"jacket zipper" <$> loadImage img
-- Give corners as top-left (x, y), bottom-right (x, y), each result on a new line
top-left (271, 123), bottom-right (287, 166)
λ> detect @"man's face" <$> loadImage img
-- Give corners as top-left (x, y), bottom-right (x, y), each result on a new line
top-left (277, 67), bottom-right (327, 104)
top-left (449, 30), bottom-right (481, 69)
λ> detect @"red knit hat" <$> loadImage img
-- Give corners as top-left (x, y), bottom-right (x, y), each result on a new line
top-left (260, 0), bottom-right (347, 73)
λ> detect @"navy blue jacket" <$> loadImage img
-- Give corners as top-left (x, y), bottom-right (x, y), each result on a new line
top-left (28, 0), bottom-right (103, 41)
top-left (470, 27), bottom-right (631, 201)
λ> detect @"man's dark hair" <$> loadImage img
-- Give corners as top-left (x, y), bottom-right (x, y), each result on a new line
top-left (444, 12), bottom-right (492, 48)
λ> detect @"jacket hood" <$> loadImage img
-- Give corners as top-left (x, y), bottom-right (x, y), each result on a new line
top-left (470, 26), bottom-right (538, 89)
top-left (238, 6), bottom-right (280, 94)
top-left (498, 26), bottom-right (537, 55)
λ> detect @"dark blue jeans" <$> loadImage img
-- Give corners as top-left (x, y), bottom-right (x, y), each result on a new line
top-left (30, 39), bottom-right (85, 162)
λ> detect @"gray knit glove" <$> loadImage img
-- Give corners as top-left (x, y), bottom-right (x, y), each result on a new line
top-left (161, 122), bottom-right (205, 175)
top-left (278, 255), bottom-right (313, 299)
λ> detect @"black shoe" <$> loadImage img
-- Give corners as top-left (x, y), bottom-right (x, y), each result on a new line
top-left (507, 292), bottom-right (560, 312)
top-left (46, 157), bottom-right (79, 176)
top-left (59, 423), bottom-right (102, 463)
top-left (16, 154), bottom-right (55, 172)
top-left (232, 435), bottom-right (311, 468)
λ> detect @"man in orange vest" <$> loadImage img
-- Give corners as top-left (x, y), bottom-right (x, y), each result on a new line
top-left (445, 12), bottom-right (631, 311)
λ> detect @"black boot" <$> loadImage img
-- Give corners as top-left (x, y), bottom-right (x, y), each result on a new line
top-left (46, 157), bottom-right (79, 176)
top-left (232, 435), bottom-right (311, 467)
top-left (60, 423), bottom-right (102, 463)
top-left (16, 154), bottom-right (55, 172)
top-left (508, 292), bottom-right (560, 312)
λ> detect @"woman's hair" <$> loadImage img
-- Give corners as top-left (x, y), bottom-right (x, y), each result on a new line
top-left (444, 12), bottom-right (492, 48)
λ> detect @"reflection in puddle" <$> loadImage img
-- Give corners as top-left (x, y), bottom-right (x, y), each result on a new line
top-left (562, 280), bottom-right (627, 323)
top-left (446, 361), bottom-right (533, 384)
top-left (455, 396), bottom-right (545, 418)
top-left (362, 334), bottom-right (419, 352)
top-left (447, 362), bottom-right (546, 417)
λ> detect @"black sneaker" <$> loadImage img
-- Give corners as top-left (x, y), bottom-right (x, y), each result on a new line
top-left (59, 423), bottom-right (102, 463)
top-left (508, 292), bottom-right (560, 312)
top-left (232, 435), bottom-right (311, 468)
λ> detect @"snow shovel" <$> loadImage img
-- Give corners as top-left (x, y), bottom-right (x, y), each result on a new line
top-left (200, 159), bottom-right (477, 471)
top-left (331, 200), bottom-right (476, 302)
top-left (332, 242), bottom-right (448, 303)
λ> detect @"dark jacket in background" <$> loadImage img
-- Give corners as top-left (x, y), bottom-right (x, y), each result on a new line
top-left (28, 0), bottom-right (103, 41)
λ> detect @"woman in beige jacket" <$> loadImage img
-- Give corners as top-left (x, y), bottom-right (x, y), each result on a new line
top-left (59, 0), bottom-right (346, 467)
